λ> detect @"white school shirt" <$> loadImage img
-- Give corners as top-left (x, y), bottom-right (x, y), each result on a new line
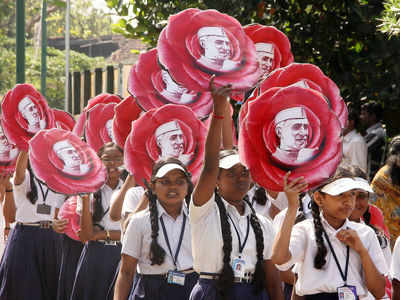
top-left (271, 192), bottom-right (288, 210)
top-left (247, 185), bottom-right (272, 219)
top-left (122, 201), bottom-right (193, 274)
top-left (14, 170), bottom-right (66, 222)
top-left (189, 193), bottom-right (275, 274)
top-left (390, 236), bottom-right (400, 281)
top-left (119, 186), bottom-right (145, 219)
top-left (76, 180), bottom-right (122, 231)
top-left (276, 215), bottom-right (388, 298)
top-left (342, 129), bottom-right (368, 173)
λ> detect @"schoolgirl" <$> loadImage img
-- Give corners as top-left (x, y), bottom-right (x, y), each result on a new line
top-left (70, 142), bottom-right (124, 300)
top-left (272, 166), bottom-right (388, 299)
top-left (0, 151), bottom-right (66, 300)
top-left (189, 79), bottom-right (283, 300)
top-left (113, 158), bottom-right (197, 300)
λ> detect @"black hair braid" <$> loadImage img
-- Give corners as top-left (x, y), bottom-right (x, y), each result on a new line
top-left (184, 180), bottom-right (194, 208)
top-left (92, 190), bottom-right (104, 224)
top-left (214, 192), bottom-right (234, 300)
top-left (243, 198), bottom-right (266, 294)
top-left (362, 208), bottom-right (388, 249)
top-left (311, 200), bottom-right (327, 269)
top-left (253, 186), bottom-right (267, 206)
top-left (147, 188), bottom-right (166, 265)
top-left (295, 193), bottom-right (306, 224)
top-left (26, 164), bottom-right (38, 204)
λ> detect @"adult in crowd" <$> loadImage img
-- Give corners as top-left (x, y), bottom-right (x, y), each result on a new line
top-left (342, 108), bottom-right (368, 172)
top-left (360, 101), bottom-right (386, 179)
top-left (371, 135), bottom-right (400, 243)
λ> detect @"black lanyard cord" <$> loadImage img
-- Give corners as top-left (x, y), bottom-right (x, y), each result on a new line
top-left (322, 228), bottom-right (350, 284)
top-left (160, 214), bottom-right (186, 269)
top-left (36, 179), bottom-right (49, 204)
top-left (228, 214), bottom-right (250, 254)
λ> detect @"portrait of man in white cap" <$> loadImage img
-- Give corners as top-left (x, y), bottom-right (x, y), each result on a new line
top-left (272, 106), bottom-right (318, 164)
top-left (155, 120), bottom-right (191, 165)
top-left (159, 70), bottom-right (197, 104)
top-left (197, 26), bottom-right (239, 72)
top-left (18, 96), bottom-right (46, 134)
top-left (0, 125), bottom-right (18, 163)
top-left (53, 140), bottom-right (90, 176)
top-left (255, 42), bottom-right (274, 78)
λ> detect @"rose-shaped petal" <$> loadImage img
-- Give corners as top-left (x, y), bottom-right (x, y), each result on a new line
top-left (85, 103), bottom-right (117, 153)
top-left (53, 109), bottom-right (76, 131)
top-left (124, 104), bottom-right (207, 186)
top-left (157, 8), bottom-right (260, 93)
top-left (1, 84), bottom-right (55, 151)
top-left (29, 128), bottom-right (107, 195)
top-left (244, 24), bottom-right (294, 80)
top-left (0, 119), bottom-right (19, 174)
top-left (58, 196), bottom-right (81, 241)
top-left (260, 63), bottom-right (348, 128)
top-left (113, 95), bottom-right (143, 149)
top-left (73, 93), bottom-right (122, 137)
top-left (128, 48), bottom-right (213, 120)
top-left (239, 86), bottom-right (342, 191)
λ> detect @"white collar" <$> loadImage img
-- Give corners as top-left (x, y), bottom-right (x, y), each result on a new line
top-left (320, 212), bottom-right (350, 236)
top-left (157, 200), bottom-right (188, 220)
top-left (220, 195), bottom-right (252, 218)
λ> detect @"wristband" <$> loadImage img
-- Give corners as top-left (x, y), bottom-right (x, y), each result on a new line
top-left (5, 189), bottom-right (13, 193)
top-left (213, 113), bottom-right (224, 120)
top-left (106, 230), bottom-right (111, 241)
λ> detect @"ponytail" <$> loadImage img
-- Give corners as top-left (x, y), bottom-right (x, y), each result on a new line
top-left (26, 164), bottom-right (38, 204)
top-left (92, 190), bottom-right (104, 224)
top-left (148, 188), bottom-right (166, 265)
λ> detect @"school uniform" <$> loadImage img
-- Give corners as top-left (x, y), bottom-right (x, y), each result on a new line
top-left (122, 201), bottom-right (197, 300)
top-left (119, 186), bottom-right (146, 219)
top-left (276, 215), bottom-right (388, 299)
top-left (189, 193), bottom-right (275, 300)
top-left (0, 170), bottom-right (65, 300)
top-left (70, 181), bottom-right (123, 300)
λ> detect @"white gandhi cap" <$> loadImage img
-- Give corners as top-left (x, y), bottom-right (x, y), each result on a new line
top-left (155, 121), bottom-right (182, 139)
top-left (197, 26), bottom-right (227, 39)
top-left (53, 140), bottom-right (73, 153)
top-left (255, 43), bottom-right (274, 56)
top-left (274, 107), bottom-right (307, 125)
top-left (18, 96), bottom-right (34, 111)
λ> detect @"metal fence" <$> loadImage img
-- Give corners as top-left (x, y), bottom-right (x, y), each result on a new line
top-left (68, 64), bottom-right (132, 115)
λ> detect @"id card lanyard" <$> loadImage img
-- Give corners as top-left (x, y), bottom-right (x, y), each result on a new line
top-left (322, 228), bottom-right (350, 285)
top-left (160, 214), bottom-right (186, 270)
top-left (228, 214), bottom-right (250, 257)
top-left (36, 179), bottom-right (51, 215)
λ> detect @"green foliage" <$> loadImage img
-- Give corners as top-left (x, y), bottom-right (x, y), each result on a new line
top-left (0, 38), bottom-right (106, 109)
top-left (379, 0), bottom-right (400, 36)
top-left (108, 0), bottom-right (400, 135)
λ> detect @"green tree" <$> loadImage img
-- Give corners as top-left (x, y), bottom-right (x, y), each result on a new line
top-left (379, 0), bottom-right (400, 36)
top-left (108, 0), bottom-right (400, 135)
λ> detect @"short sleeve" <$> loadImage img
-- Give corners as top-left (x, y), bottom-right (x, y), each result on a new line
top-left (275, 221), bottom-right (307, 271)
top-left (13, 170), bottom-right (30, 207)
top-left (391, 237), bottom-right (400, 280)
top-left (366, 228), bottom-right (388, 276)
top-left (121, 213), bottom-right (144, 259)
top-left (271, 192), bottom-right (288, 211)
top-left (121, 187), bottom-right (145, 217)
top-left (272, 209), bottom-right (287, 233)
top-left (53, 192), bottom-right (67, 209)
top-left (189, 193), bottom-right (216, 224)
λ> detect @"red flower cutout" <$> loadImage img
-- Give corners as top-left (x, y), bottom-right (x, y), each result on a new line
top-left (73, 93), bottom-right (121, 137)
top-left (260, 63), bottom-right (348, 128)
top-left (124, 104), bottom-right (207, 186)
top-left (113, 96), bottom-right (143, 149)
top-left (85, 103), bottom-right (117, 153)
top-left (58, 196), bottom-right (81, 241)
top-left (53, 109), bottom-right (76, 131)
top-left (0, 119), bottom-right (19, 175)
top-left (239, 86), bottom-right (342, 191)
top-left (244, 24), bottom-right (294, 80)
top-left (128, 48), bottom-right (212, 120)
top-left (29, 128), bottom-right (107, 195)
top-left (157, 8), bottom-right (260, 93)
top-left (1, 84), bottom-right (55, 151)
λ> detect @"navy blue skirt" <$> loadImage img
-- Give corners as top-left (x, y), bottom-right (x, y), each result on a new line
top-left (283, 283), bottom-right (293, 300)
top-left (129, 272), bottom-right (198, 300)
top-left (57, 235), bottom-right (84, 300)
top-left (305, 293), bottom-right (338, 299)
top-left (189, 278), bottom-right (270, 300)
top-left (0, 224), bottom-right (62, 300)
top-left (70, 240), bottom-right (122, 300)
